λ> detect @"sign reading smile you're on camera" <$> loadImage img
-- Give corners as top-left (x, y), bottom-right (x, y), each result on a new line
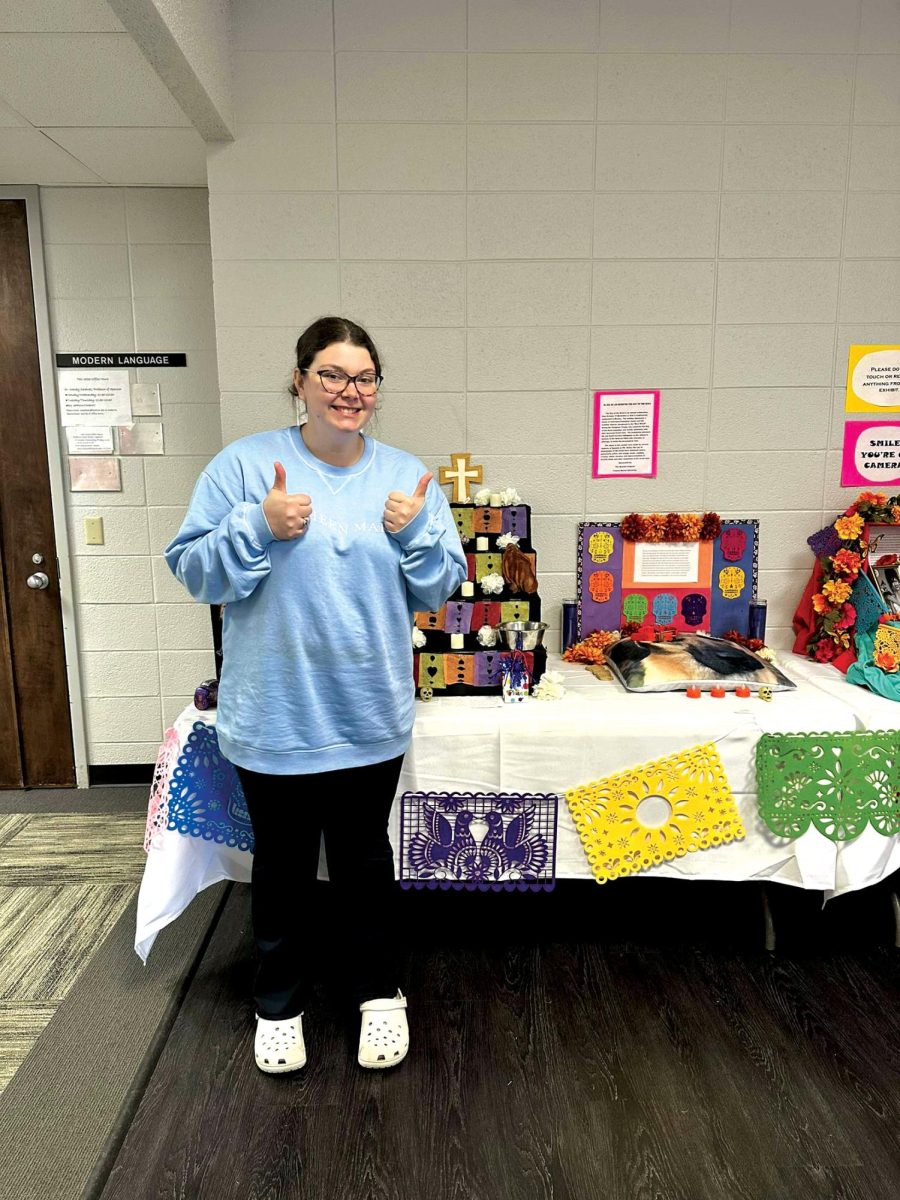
top-left (841, 420), bottom-right (900, 488)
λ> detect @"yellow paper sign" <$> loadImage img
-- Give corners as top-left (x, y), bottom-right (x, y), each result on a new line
top-left (846, 344), bottom-right (900, 413)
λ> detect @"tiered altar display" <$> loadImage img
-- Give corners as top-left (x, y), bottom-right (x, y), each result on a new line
top-left (412, 453), bottom-right (546, 696)
top-left (414, 499), bottom-right (546, 696)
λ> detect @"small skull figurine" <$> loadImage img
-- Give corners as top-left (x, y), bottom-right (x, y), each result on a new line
top-left (419, 686), bottom-right (434, 702)
top-left (757, 686), bottom-right (772, 702)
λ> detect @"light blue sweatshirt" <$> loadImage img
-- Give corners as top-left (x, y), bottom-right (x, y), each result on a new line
top-left (164, 427), bottom-right (466, 774)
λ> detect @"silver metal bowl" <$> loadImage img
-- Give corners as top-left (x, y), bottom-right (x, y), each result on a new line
top-left (496, 621), bottom-right (548, 651)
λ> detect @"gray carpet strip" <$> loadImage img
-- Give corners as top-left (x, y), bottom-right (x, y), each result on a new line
top-left (0, 786), bottom-right (149, 815)
top-left (0, 791), bottom-right (229, 1196)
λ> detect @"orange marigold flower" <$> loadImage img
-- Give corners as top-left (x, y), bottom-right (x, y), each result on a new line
top-left (563, 629), bottom-right (620, 665)
top-left (643, 514), bottom-right (667, 542)
top-left (892, 506), bottom-right (900, 523)
top-left (822, 578), bottom-right (852, 605)
top-left (874, 650), bottom-right (898, 674)
top-left (812, 593), bottom-right (832, 614)
top-left (831, 548), bottom-right (861, 578)
top-left (857, 491), bottom-right (887, 507)
top-left (681, 515), bottom-right (703, 540)
top-left (834, 513), bottom-right (864, 541)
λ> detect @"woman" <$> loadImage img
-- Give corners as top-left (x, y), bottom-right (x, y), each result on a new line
top-left (165, 316), bottom-right (466, 1074)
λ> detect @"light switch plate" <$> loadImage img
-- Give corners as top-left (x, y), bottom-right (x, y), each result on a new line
top-left (84, 515), bottom-right (104, 545)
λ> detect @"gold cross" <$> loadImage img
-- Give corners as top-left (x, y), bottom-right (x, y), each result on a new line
top-left (438, 452), bottom-right (483, 504)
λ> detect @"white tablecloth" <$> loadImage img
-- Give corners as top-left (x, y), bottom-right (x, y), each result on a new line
top-left (135, 654), bottom-right (900, 961)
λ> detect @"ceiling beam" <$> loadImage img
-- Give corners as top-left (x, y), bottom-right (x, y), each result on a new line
top-left (105, 0), bottom-right (233, 141)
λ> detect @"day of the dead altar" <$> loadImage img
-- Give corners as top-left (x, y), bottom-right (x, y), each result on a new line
top-left (135, 469), bottom-right (900, 963)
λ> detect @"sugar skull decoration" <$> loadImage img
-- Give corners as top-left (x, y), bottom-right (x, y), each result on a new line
top-left (758, 686), bottom-right (772, 702)
top-left (588, 570), bottom-right (614, 604)
top-left (718, 567), bottom-right (746, 600)
top-left (622, 593), bottom-right (649, 624)
top-left (720, 527), bottom-right (747, 563)
top-left (588, 531), bottom-right (614, 564)
top-left (681, 593), bottom-right (708, 627)
top-left (651, 592), bottom-right (678, 624)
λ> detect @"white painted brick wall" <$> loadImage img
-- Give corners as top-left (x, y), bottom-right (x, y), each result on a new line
top-left (38, 2), bottom-right (900, 762)
top-left (41, 186), bottom-right (220, 762)
top-left (212, 0), bottom-right (900, 658)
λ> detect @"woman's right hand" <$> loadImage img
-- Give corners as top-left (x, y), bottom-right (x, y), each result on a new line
top-left (262, 461), bottom-right (313, 540)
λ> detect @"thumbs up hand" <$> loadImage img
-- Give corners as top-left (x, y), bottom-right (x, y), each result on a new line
top-left (262, 461), bottom-right (313, 540)
top-left (383, 472), bottom-right (432, 534)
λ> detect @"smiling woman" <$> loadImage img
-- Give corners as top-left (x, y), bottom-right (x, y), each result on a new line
top-left (289, 316), bottom-right (383, 465)
top-left (163, 314), bottom-right (466, 1075)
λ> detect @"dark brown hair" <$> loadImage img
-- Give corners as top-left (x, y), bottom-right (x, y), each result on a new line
top-left (288, 316), bottom-right (382, 397)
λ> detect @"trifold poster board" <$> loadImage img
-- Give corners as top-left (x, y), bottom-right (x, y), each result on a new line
top-left (577, 520), bottom-right (759, 639)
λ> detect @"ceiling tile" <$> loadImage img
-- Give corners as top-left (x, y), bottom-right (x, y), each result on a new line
top-left (0, 95), bottom-right (27, 125)
top-left (0, 34), bottom-right (191, 127)
top-left (0, 127), bottom-right (101, 183)
top-left (44, 127), bottom-right (207, 185)
top-left (0, 2), bottom-right (124, 32)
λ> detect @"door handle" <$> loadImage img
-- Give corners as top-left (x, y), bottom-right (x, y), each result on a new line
top-left (26, 572), bottom-right (49, 590)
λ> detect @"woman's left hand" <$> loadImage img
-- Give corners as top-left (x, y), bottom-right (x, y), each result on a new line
top-left (383, 473), bottom-right (433, 534)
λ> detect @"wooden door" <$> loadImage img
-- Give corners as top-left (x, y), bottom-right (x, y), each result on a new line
top-left (0, 199), bottom-right (75, 786)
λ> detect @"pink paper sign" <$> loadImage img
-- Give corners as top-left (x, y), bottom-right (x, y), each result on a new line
top-left (841, 420), bottom-right (900, 487)
top-left (592, 390), bottom-right (660, 479)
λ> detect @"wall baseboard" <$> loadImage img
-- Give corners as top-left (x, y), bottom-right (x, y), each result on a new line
top-left (89, 764), bottom-right (155, 787)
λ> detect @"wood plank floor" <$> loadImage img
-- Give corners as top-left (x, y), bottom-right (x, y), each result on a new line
top-left (99, 882), bottom-right (900, 1200)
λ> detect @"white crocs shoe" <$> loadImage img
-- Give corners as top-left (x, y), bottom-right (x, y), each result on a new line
top-left (358, 990), bottom-right (409, 1069)
top-left (254, 1012), bottom-right (306, 1074)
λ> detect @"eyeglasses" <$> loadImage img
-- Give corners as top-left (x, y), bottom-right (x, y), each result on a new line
top-left (302, 368), bottom-right (382, 397)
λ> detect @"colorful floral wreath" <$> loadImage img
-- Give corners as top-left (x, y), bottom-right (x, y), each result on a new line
top-left (808, 491), bottom-right (900, 664)
top-left (619, 511), bottom-right (722, 542)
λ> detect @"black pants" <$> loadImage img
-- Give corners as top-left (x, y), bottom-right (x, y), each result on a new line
top-left (236, 754), bottom-right (404, 1020)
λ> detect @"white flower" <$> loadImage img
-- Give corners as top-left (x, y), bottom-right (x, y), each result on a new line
top-left (472, 487), bottom-right (492, 505)
top-left (756, 647), bottom-right (777, 662)
top-left (480, 572), bottom-right (504, 595)
top-left (496, 532), bottom-right (521, 549)
top-left (476, 624), bottom-right (498, 647)
top-left (500, 487), bottom-right (522, 505)
top-left (412, 628), bottom-right (427, 648)
top-left (533, 671), bottom-right (566, 701)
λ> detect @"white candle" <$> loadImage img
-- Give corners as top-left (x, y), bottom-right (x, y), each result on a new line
top-left (476, 536), bottom-right (489, 551)
top-left (489, 493), bottom-right (501, 507)
top-left (450, 633), bottom-right (464, 649)
top-left (461, 581), bottom-right (474, 597)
